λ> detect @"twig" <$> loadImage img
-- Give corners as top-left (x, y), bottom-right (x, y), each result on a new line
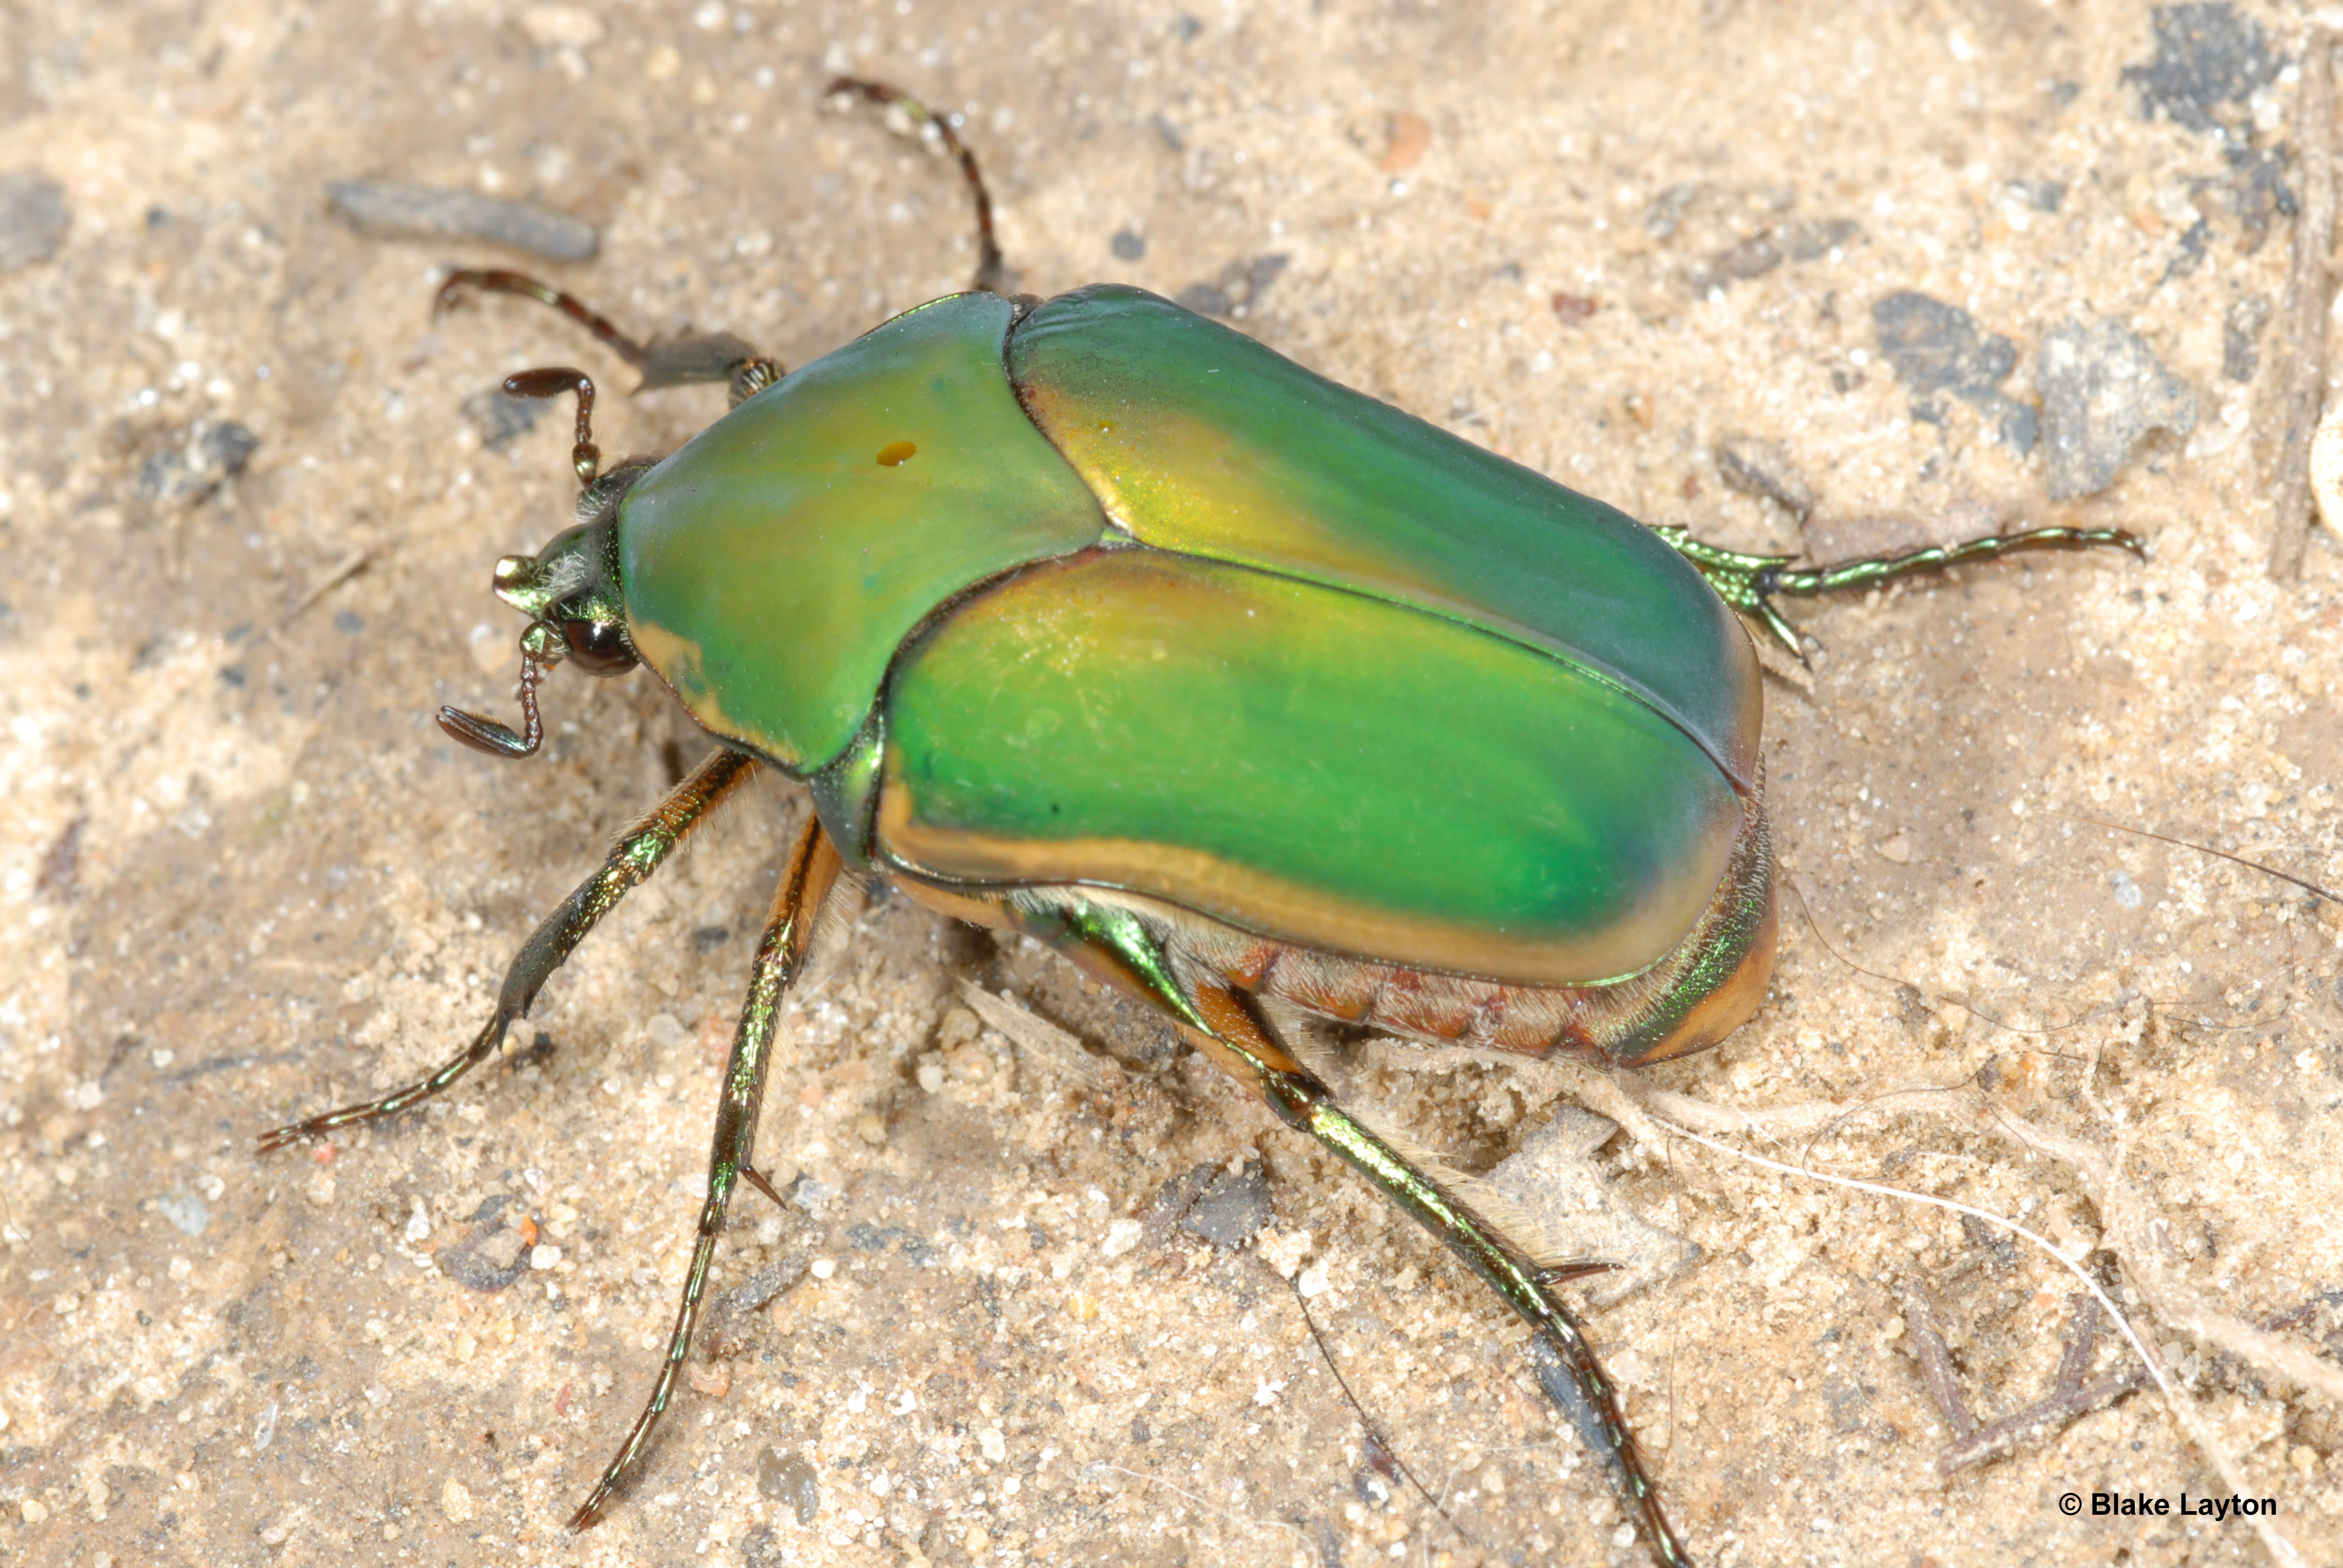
top-left (2271, 27), bottom-right (2336, 582)
top-left (1936, 1293), bottom-right (2152, 1476)
top-left (1628, 1086), bottom-right (2311, 1567)
top-left (275, 544), bottom-right (386, 630)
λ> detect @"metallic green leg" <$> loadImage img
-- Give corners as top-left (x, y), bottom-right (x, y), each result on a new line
top-left (1653, 521), bottom-right (2148, 658)
top-left (1016, 896), bottom-right (1693, 1568)
top-left (569, 814), bottom-right (844, 1531)
top-left (257, 748), bottom-right (757, 1152)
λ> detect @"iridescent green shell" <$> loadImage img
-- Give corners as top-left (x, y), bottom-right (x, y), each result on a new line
top-left (612, 286), bottom-right (1763, 990)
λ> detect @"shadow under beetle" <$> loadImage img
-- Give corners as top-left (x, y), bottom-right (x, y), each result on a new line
top-left (260, 79), bottom-right (2143, 1567)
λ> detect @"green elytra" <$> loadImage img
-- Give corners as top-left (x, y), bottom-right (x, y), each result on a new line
top-left (259, 79), bottom-right (2145, 1568)
top-left (621, 286), bottom-right (1748, 992)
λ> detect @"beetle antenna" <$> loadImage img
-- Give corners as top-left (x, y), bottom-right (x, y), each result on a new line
top-left (827, 77), bottom-right (1009, 295)
top-left (439, 625), bottom-right (562, 759)
top-left (502, 366), bottom-right (603, 487)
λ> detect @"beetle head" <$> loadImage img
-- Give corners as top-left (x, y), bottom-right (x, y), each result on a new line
top-left (437, 459), bottom-right (652, 759)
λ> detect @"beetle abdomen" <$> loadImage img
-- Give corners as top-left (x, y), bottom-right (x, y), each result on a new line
top-left (874, 547), bottom-right (1748, 991)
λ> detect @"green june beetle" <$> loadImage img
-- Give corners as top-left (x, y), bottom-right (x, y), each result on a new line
top-left (260, 81), bottom-right (2142, 1567)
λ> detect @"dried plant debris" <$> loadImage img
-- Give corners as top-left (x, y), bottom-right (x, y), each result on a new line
top-left (0, 166), bottom-right (68, 270)
top-left (326, 179), bottom-right (598, 261)
top-left (1895, 1277), bottom-right (2154, 1477)
top-left (2039, 313), bottom-right (2199, 500)
top-left (1687, 217), bottom-right (1860, 293)
top-left (1641, 181), bottom-right (1861, 293)
top-left (1872, 292), bottom-right (2038, 454)
top-left (2122, 4), bottom-right (2281, 143)
top-left (699, 1253), bottom-right (813, 1361)
top-left (435, 1194), bottom-right (538, 1293)
top-left (1481, 1104), bottom-right (1699, 1308)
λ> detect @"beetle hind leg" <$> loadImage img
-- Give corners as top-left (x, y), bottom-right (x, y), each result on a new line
top-left (569, 815), bottom-right (844, 1529)
top-left (1004, 895), bottom-right (1695, 1568)
top-left (255, 748), bottom-right (756, 1152)
top-left (1653, 520), bottom-right (2146, 658)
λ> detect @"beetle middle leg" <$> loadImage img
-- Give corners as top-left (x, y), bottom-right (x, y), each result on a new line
top-left (434, 267), bottom-right (785, 405)
top-left (828, 77), bottom-right (1008, 295)
top-left (1004, 895), bottom-right (1696, 1568)
top-left (570, 813), bottom-right (844, 1529)
top-left (256, 747), bottom-right (757, 1151)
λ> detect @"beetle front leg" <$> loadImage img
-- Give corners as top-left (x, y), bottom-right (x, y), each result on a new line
top-left (257, 748), bottom-right (757, 1152)
top-left (569, 813), bottom-right (844, 1530)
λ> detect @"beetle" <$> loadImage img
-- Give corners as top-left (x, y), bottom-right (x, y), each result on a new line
top-left (259, 80), bottom-right (2142, 1567)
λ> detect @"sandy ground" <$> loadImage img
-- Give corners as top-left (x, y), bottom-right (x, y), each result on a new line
top-left (4, 1), bottom-right (2342, 1566)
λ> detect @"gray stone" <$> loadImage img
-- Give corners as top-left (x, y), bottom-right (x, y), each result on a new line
top-left (2039, 313), bottom-right (2198, 500)
top-left (1179, 1160), bottom-right (1272, 1248)
top-left (1872, 291), bottom-right (2037, 454)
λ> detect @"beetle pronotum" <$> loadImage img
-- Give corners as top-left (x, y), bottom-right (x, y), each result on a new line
top-left (260, 82), bottom-right (2141, 1567)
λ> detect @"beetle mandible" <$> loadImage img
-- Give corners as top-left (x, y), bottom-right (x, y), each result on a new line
top-left (260, 80), bottom-right (2143, 1567)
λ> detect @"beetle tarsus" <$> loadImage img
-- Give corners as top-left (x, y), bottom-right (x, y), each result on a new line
top-left (1029, 907), bottom-right (1697, 1568)
top-left (1656, 520), bottom-right (2142, 669)
top-left (437, 645), bottom-right (550, 759)
top-left (254, 751), bottom-right (756, 1152)
top-left (501, 365), bottom-right (603, 486)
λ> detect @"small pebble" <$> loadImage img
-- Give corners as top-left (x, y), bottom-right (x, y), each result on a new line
top-left (520, 3), bottom-right (606, 48)
top-left (441, 1477), bottom-right (476, 1523)
top-left (529, 1244), bottom-right (562, 1270)
top-left (809, 1258), bottom-right (836, 1280)
top-left (0, 168), bottom-right (68, 271)
top-left (17, 1498), bottom-right (41, 1525)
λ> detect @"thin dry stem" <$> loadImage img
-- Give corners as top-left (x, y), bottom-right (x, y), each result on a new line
top-left (2271, 27), bottom-right (2336, 581)
top-left (1608, 1075), bottom-right (2315, 1568)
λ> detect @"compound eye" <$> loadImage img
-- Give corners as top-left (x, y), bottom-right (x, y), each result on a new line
top-left (562, 618), bottom-right (638, 676)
